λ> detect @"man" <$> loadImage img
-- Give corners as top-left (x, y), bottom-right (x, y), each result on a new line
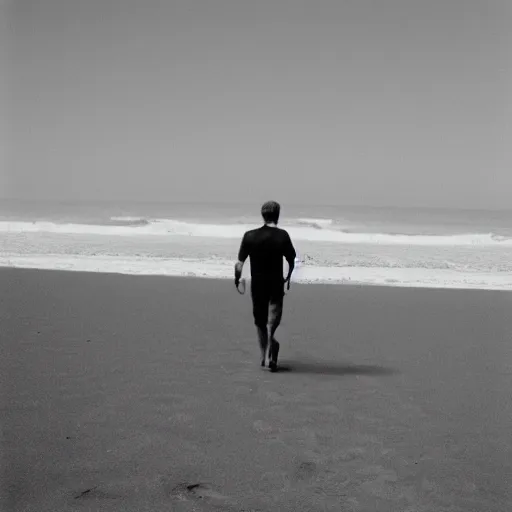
top-left (235, 200), bottom-right (296, 372)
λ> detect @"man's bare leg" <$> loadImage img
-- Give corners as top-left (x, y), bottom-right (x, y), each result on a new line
top-left (256, 324), bottom-right (268, 366)
top-left (268, 301), bottom-right (283, 371)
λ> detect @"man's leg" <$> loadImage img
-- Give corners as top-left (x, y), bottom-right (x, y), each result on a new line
top-left (256, 323), bottom-right (268, 366)
top-left (251, 282), bottom-right (269, 366)
top-left (268, 296), bottom-right (283, 371)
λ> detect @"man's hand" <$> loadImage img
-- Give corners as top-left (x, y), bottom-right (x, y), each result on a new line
top-left (284, 258), bottom-right (295, 291)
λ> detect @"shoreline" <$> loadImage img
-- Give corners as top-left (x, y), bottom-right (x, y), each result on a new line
top-left (2, 254), bottom-right (512, 291)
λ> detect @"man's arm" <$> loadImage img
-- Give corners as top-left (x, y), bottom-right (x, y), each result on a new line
top-left (283, 231), bottom-right (296, 289)
top-left (235, 233), bottom-right (249, 287)
top-left (234, 260), bottom-right (244, 287)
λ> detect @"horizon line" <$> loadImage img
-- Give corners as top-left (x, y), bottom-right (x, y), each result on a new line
top-left (0, 196), bottom-right (511, 213)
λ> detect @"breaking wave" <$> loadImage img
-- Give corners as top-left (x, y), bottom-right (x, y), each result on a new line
top-left (109, 216), bottom-right (150, 226)
top-left (1, 217), bottom-right (512, 247)
top-left (295, 218), bottom-right (335, 229)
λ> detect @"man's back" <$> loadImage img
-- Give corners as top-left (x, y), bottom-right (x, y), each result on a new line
top-left (238, 225), bottom-right (296, 281)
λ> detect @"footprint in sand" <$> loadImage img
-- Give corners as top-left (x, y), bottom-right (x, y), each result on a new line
top-left (170, 482), bottom-right (241, 510)
top-left (170, 482), bottom-right (266, 512)
top-left (332, 447), bottom-right (366, 462)
top-left (252, 419), bottom-right (274, 434)
top-left (252, 420), bottom-right (285, 442)
top-left (73, 486), bottom-right (122, 501)
top-left (170, 412), bottom-right (194, 423)
top-left (185, 483), bottom-right (230, 500)
top-left (293, 461), bottom-right (318, 482)
top-left (265, 390), bottom-right (283, 402)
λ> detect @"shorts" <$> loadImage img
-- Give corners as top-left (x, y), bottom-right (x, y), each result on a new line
top-left (250, 278), bottom-right (284, 326)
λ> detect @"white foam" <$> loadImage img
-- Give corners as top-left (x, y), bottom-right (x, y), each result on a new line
top-left (110, 216), bottom-right (146, 222)
top-left (0, 254), bottom-right (234, 278)
top-left (1, 254), bottom-right (512, 291)
top-left (296, 218), bottom-right (334, 228)
top-left (1, 219), bottom-right (512, 247)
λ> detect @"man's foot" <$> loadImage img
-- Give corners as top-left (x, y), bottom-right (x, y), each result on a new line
top-left (270, 339), bottom-right (280, 361)
top-left (261, 358), bottom-right (265, 367)
top-left (268, 360), bottom-right (278, 372)
top-left (268, 339), bottom-right (280, 372)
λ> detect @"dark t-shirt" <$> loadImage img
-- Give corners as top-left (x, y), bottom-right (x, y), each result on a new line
top-left (238, 225), bottom-right (296, 282)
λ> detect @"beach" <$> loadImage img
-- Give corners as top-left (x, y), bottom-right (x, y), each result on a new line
top-left (1, 268), bottom-right (511, 511)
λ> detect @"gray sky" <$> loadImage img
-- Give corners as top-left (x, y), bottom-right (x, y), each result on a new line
top-left (3, 0), bottom-right (512, 208)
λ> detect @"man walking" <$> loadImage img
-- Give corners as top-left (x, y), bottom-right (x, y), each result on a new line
top-left (235, 201), bottom-right (296, 372)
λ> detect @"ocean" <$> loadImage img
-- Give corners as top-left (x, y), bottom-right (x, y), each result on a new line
top-left (2, 199), bottom-right (512, 290)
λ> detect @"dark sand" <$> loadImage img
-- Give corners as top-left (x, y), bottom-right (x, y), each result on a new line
top-left (1, 268), bottom-right (512, 512)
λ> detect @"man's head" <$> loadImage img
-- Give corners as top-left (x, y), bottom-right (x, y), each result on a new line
top-left (261, 200), bottom-right (281, 225)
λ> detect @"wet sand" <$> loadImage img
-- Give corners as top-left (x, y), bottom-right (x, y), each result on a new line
top-left (1, 268), bottom-right (511, 511)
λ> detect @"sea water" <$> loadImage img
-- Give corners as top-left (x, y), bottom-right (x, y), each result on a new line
top-left (2, 199), bottom-right (512, 290)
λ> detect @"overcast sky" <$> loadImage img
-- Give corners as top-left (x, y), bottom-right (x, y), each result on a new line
top-left (2, 0), bottom-right (511, 208)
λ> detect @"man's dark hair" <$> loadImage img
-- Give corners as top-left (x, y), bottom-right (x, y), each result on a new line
top-left (261, 200), bottom-right (281, 224)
